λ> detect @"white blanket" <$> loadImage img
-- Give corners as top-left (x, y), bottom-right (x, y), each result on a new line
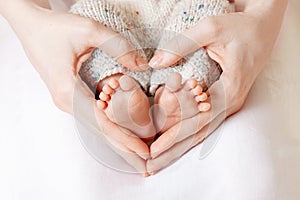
top-left (0, 1), bottom-right (300, 199)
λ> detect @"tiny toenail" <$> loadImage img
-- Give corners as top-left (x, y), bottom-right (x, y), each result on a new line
top-left (103, 85), bottom-right (113, 94)
top-left (96, 100), bottom-right (101, 107)
top-left (195, 93), bottom-right (208, 102)
top-left (187, 79), bottom-right (197, 89)
top-left (100, 92), bottom-right (110, 101)
top-left (184, 80), bottom-right (194, 90)
top-left (192, 85), bottom-right (203, 95)
top-left (199, 103), bottom-right (211, 111)
top-left (109, 79), bottom-right (119, 89)
top-left (96, 100), bottom-right (106, 109)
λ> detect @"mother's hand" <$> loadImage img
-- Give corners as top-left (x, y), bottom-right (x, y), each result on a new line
top-left (74, 78), bottom-right (150, 176)
top-left (1, 1), bottom-right (149, 175)
top-left (2, 1), bottom-right (146, 114)
top-left (147, 2), bottom-right (288, 174)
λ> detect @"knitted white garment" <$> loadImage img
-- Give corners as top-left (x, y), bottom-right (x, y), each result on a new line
top-left (70, 0), bottom-right (233, 95)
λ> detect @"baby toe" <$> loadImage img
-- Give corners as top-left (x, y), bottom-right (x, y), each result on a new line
top-left (184, 79), bottom-right (197, 90)
top-left (108, 78), bottom-right (120, 90)
top-left (118, 75), bottom-right (139, 91)
top-left (198, 102), bottom-right (211, 112)
top-left (102, 84), bottom-right (114, 94)
top-left (192, 85), bottom-right (203, 95)
top-left (195, 93), bottom-right (208, 102)
top-left (97, 100), bottom-right (107, 109)
top-left (165, 73), bottom-right (182, 92)
top-left (99, 92), bottom-right (110, 101)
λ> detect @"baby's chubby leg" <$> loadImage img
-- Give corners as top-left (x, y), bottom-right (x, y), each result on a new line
top-left (96, 74), bottom-right (156, 142)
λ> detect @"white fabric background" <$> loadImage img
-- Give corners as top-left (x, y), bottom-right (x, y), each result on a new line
top-left (0, 1), bottom-right (300, 199)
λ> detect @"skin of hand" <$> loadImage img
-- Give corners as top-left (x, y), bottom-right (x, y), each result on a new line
top-left (1, 1), bottom-right (147, 114)
top-left (146, 0), bottom-right (288, 174)
top-left (0, 0), bottom-right (150, 176)
top-left (74, 78), bottom-right (150, 176)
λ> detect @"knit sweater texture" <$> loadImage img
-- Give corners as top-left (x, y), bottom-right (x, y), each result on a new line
top-left (70, 0), bottom-right (233, 95)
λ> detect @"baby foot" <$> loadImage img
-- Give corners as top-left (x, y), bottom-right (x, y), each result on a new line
top-left (96, 74), bottom-right (156, 142)
top-left (153, 73), bottom-right (210, 134)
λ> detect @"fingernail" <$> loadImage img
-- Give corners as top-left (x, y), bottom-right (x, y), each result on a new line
top-left (135, 56), bottom-right (148, 71)
top-left (143, 172), bottom-right (150, 177)
top-left (136, 55), bottom-right (147, 65)
top-left (149, 55), bottom-right (163, 69)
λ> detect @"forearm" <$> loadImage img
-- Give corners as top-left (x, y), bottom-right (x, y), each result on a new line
top-left (0, 0), bottom-right (50, 22)
top-left (0, 0), bottom-right (52, 36)
top-left (0, 0), bottom-right (50, 11)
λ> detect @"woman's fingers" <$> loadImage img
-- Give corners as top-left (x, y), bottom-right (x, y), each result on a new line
top-left (89, 21), bottom-right (147, 71)
top-left (94, 107), bottom-right (150, 160)
top-left (147, 111), bottom-right (225, 174)
top-left (94, 107), bottom-right (150, 174)
top-left (149, 34), bottom-right (199, 69)
top-left (148, 132), bottom-right (202, 175)
top-left (150, 79), bottom-right (227, 159)
top-left (149, 17), bottom-right (221, 69)
top-left (73, 77), bottom-right (149, 176)
top-left (104, 135), bottom-right (149, 176)
top-left (117, 51), bottom-right (148, 72)
top-left (73, 77), bottom-right (150, 160)
top-left (150, 111), bottom-right (213, 159)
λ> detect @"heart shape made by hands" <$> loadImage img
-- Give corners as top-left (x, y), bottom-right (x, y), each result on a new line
top-left (70, 0), bottom-right (232, 172)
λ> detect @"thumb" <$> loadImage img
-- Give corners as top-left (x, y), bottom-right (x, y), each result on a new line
top-left (149, 17), bottom-right (220, 69)
top-left (89, 21), bottom-right (147, 71)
